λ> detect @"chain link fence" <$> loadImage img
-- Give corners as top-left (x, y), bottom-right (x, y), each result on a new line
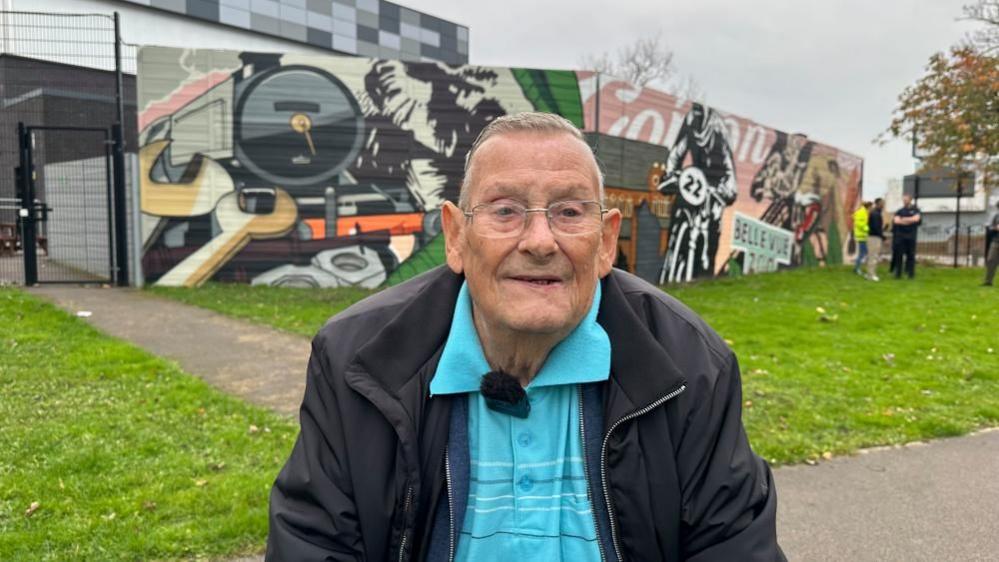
top-left (0, 11), bottom-right (137, 285)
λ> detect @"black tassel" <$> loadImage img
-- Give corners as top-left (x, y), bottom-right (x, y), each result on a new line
top-left (480, 370), bottom-right (530, 418)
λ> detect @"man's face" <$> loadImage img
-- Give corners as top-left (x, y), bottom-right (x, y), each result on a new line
top-left (903, 194), bottom-right (913, 207)
top-left (442, 132), bottom-right (621, 338)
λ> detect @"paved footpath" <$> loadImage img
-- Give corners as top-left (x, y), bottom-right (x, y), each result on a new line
top-left (28, 286), bottom-right (999, 561)
top-left (775, 428), bottom-right (999, 561)
top-left (29, 285), bottom-right (310, 417)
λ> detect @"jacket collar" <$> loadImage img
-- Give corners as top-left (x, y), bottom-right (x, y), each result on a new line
top-left (598, 271), bottom-right (687, 422)
top-left (352, 267), bottom-right (462, 397)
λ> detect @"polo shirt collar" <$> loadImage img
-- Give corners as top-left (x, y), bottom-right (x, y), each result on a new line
top-left (430, 281), bottom-right (610, 395)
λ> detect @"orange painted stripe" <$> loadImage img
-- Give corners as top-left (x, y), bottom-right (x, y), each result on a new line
top-left (336, 213), bottom-right (425, 237)
top-left (303, 218), bottom-right (325, 239)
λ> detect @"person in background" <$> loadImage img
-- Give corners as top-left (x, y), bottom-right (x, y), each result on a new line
top-left (853, 201), bottom-right (871, 276)
top-left (984, 200), bottom-right (999, 286)
top-left (866, 198), bottom-right (885, 281)
top-left (892, 194), bottom-right (922, 279)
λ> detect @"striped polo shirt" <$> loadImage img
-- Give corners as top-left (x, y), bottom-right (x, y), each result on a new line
top-left (430, 281), bottom-right (611, 562)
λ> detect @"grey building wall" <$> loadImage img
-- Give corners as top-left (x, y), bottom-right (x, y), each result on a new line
top-left (120, 0), bottom-right (469, 64)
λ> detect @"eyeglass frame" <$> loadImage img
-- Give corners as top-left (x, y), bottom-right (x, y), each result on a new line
top-left (461, 199), bottom-right (610, 238)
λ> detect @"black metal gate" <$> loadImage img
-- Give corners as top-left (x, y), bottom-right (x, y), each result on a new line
top-left (0, 10), bottom-right (133, 286)
top-left (15, 123), bottom-right (115, 284)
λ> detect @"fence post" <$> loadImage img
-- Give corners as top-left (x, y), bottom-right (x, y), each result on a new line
top-left (112, 11), bottom-right (129, 286)
top-left (966, 225), bottom-right (972, 267)
top-left (17, 123), bottom-right (38, 285)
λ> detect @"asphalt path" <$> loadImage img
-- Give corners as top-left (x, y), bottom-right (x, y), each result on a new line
top-left (776, 428), bottom-right (999, 561)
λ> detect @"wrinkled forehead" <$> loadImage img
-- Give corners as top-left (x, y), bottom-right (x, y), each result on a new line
top-left (467, 132), bottom-right (601, 202)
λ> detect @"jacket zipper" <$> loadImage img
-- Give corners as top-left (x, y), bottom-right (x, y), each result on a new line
top-left (445, 446), bottom-right (456, 562)
top-left (578, 385), bottom-right (607, 562)
top-left (398, 484), bottom-right (414, 562)
top-left (600, 384), bottom-right (687, 562)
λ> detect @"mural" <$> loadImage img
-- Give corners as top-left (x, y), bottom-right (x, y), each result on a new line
top-left (136, 47), bottom-right (862, 288)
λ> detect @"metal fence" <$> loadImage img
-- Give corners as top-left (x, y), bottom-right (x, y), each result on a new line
top-left (0, 10), bottom-right (136, 285)
top-left (867, 225), bottom-right (989, 269)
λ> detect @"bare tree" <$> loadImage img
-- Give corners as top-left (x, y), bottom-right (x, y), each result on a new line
top-left (672, 73), bottom-right (707, 104)
top-left (581, 32), bottom-right (706, 101)
top-left (961, 0), bottom-right (999, 53)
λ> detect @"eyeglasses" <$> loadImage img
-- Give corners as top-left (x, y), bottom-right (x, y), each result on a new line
top-left (463, 200), bottom-right (608, 238)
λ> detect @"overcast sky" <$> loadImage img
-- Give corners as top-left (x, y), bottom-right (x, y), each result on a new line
top-left (416, 0), bottom-right (981, 197)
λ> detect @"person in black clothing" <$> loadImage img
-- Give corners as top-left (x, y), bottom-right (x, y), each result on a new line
top-left (866, 198), bottom-right (885, 281)
top-left (891, 194), bottom-right (922, 279)
top-left (984, 200), bottom-right (999, 286)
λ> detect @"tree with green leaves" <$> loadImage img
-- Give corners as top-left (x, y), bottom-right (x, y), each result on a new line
top-left (883, 3), bottom-right (998, 193)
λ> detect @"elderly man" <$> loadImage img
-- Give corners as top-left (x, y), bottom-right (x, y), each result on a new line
top-left (267, 113), bottom-right (783, 561)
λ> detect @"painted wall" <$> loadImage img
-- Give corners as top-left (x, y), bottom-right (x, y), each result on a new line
top-left (136, 46), bottom-right (862, 288)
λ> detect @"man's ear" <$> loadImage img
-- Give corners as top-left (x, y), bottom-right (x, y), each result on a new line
top-left (441, 201), bottom-right (465, 274)
top-left (598, 207), bottom-right (622, 277)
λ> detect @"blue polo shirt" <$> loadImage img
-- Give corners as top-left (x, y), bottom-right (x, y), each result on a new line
top-left (430, 281), bottom-right (611, 562)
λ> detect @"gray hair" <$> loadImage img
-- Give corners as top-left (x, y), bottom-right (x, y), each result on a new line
top-left (458, 112), bottom-right (605, 209)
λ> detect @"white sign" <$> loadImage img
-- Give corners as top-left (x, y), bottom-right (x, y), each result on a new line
top-left (730, 212), bottom-right (794, 274)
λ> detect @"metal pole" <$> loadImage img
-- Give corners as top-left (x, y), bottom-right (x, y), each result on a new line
top-left (966, 225), bottom-right (972, 267)
top-left (18, 123), bottom-right (38, 285)
top-left (594, 72), bottom-right (601, 156)
top-left (953, 174), bottom-right (961, 268)
top-left (111, 12), bottom-right (129, 286)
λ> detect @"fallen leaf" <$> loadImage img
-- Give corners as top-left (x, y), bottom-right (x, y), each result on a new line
top-left (76, 311), bottom-right (92, 318)
top-left (24, 501), bottom-right (40, 517)
top-left (58, 479), bottom-right (64, 490)
top-left (816, 306), bottom-right (826, 314)
top-left (822, 451), bottom-right (833, 460)
top-left (197, 407), bottom-right (206, 417)
top-left (249, 425), bottom-right (260, 434)
top-left (195, 479), bottom-right (208, 487)
top-left (724, 338), bottom-right (735, 346)
top-left (103, 512), bottom-right (116, 521)
top-left (142, 501), bottom-right (157, 512)
top-left (805, 459), bottom-right (817, 466)
top-left (744, 400), bottom-right (753, 408)
top-left (211, 461), bottom-right (226, 471)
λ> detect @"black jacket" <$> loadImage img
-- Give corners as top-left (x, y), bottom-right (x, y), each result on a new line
top-left (267, 267), bottom-right (783, 561)
top-left (869, 209), bottom-right (884, 238)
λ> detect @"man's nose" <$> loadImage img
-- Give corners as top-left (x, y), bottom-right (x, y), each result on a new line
top-left (517, 211), bottom-right (558, 257)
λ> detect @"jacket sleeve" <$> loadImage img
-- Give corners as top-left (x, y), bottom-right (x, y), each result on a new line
top-left (266, 337), bottom-right (365, 561)
top-left (853, 209), bottom-right (868, 238)
top-left (677, 354), bottom-right (785, 562)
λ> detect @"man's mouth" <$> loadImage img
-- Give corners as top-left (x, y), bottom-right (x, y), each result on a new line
top-left (509, 276), bottom-right (563, 286)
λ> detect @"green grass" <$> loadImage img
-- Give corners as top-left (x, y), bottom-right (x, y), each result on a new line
top-left (0, 289), bottom-right (297, 560)
top-left (150, 265), bottom-right (999, 465)
top-left (148, 283), bottom-right (373, 338)
top-left (671, 265), bottom-right (998, 464)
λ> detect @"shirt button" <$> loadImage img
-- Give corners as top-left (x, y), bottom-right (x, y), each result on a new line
top-left (517, 432), bottom-right (532, 447)
top-left (518, 475), bottom-right (533, 491)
